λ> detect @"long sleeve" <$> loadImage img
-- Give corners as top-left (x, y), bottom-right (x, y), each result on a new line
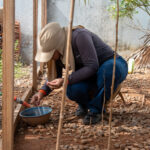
top-left (39, 59), bottom-right (64, 96)
top-left (40, 81), bottom-right (52, 96)
top-left (68, 31), bottom-right (99, 84)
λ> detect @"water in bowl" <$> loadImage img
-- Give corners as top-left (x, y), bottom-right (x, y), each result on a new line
top-left (21, 107), bottom-right (52, 117)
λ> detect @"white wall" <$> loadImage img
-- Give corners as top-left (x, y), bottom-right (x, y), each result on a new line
top-left (47, 0), bottom-right (150, 50)
top-left (1, 0), bottom-right (150, 63)
top-left (0, 0), bottom-right (41, 64)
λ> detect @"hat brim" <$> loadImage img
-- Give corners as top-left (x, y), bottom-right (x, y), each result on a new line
top-left (35, 49), bottom-right (55, 62)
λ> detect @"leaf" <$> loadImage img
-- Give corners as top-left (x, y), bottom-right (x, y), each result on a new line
top-left (108, 0), bottom-right (150, 19)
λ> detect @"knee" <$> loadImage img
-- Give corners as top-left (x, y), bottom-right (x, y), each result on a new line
top-left (67, 84), bottom-right (87, 100)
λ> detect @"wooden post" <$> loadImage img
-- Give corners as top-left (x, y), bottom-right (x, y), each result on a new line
top-left (107, 0), bottom-right (119, 149)
top-left (56, 0), bottom-right (75, 150)
top-left (2, 0), bottom-right (15, 149)
top-left (41, 0), bottom-right (47, 28)
top-left (40, 0), bottom-right (47, 74)
top-left (44, 0), bottom-right (47, 26)
top-left (33, 0), bottom-right (38, 91)
top-left (41, 0), bottom-right (44, 29)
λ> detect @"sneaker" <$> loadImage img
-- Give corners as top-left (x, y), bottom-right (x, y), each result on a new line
top-left (83, 111), bottom-right (101, 125)
top-left (75, 105), bottom-right (88, 117)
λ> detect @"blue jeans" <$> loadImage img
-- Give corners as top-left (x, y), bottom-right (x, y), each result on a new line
top-left (67, 56), bottom-right (128, 113)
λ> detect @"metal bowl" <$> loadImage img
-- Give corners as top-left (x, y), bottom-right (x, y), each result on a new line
top-left (19, 106), bottom-right (52, 126)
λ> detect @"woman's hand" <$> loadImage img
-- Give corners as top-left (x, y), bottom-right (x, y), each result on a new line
top-left (30, 92), bottom-right (44, 106)
top-left (47, 78), bottom-right (64, 89)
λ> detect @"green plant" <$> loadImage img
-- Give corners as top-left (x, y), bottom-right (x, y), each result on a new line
top-left (14, 61), bottom-right (24, 79)
top-left (0, 48), bottom-right (2, 59)
top-left (108, 0), bottom-right (150, 19)
top-left (0, 55), bottom-right (26, 83)
top-left (14, 40), bottom-right (19, 51)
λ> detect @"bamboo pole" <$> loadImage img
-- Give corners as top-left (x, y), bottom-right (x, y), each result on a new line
top-left (2, 0), bottom-right (15, 149)
top-left (56, 0), bottom-right (75, 149)
top-left (33, 0), bottom-right (38, 91)
top-left (40, 0), bottom-right (47, 74)
top-left (44, 0), bottom-right (47, 26)
top-left (107, 0), bottom-right (119, 149)
top-left (41, 0), bottom-right (47, 29)
top-left (41, 0), bottom-right (44, 29)
top-left (101, 75), bottom-right (106, 126)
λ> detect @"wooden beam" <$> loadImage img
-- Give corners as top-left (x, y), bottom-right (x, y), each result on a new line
top-left (56, 0), bottom-right (75, 149)
top-left (33, 0), bottom-right (38, 91)
top-left (14, 87), bottom-right (32, 133)
top-left (2, 0), bottom-right (15, 149)
top-left (107, 0), bottom-right (119, 149)
top-left (41, 0), bottom-right (44, 29)
top-left (41, 0), bottom-right (47, 29)
top-left (0, 138), bottom-right (1, 150)
top-left (44, 0), bottom-right (47, 26)
top-left (40, 0), bottom-right (47, 74)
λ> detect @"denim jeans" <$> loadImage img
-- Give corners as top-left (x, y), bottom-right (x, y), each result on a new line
top-left (67, 56), bottom-right (128, 113)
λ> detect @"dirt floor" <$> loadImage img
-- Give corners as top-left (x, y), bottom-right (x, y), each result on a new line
top-left (13, 67), bottom-right (150, 150)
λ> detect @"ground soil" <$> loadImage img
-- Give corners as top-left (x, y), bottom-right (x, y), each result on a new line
top-left (13, 68), bottom-right (150, 150)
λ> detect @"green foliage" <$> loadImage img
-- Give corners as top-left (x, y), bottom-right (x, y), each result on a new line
top-left (14, 40), bottom-right (19, 51)
top-left (0, 48), bottom-right (2, 59)
top-left (14, 61), bottom-right (25, 79)
top-left (0, 48), bottom-right (26, 83)
top-left (0, 60), bottom-right (26, 83)
top-left (108, 0), bottom-right (150, 19)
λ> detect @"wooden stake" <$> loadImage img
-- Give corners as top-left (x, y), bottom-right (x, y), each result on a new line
top-left (56, 0), bottom-right (75, 149)
top-left (44, 0), bottom-right (47, 26)
top-left (41, 0), bottom-right (44, 28)
top-left (141, 95), bottom-right (145, 108)
top-left (102, 75), bottom-right (106, 126)
top-left (41, 0), bottom-right (47, 29)
top-left (33, 0), bottom-right (38, 91)
top-left (107, 0), bottom-right (119, 149)
top-left (118, 91), bottom-right (126, 105)
top-left (2, 0), bottom-right (15, 149)
top-left (40, 0), bottom-right (47, 74)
